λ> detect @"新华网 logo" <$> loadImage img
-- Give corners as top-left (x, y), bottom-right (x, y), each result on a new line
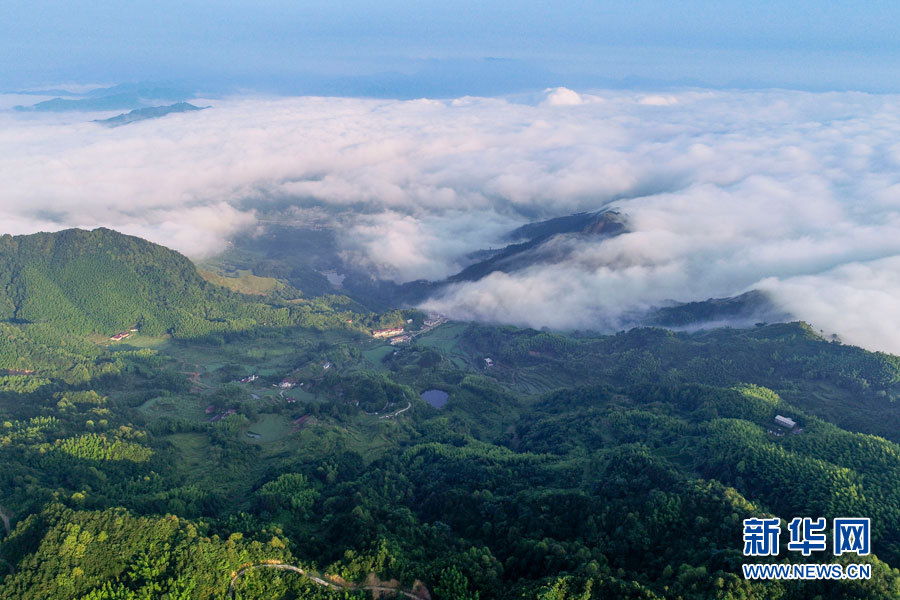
top-left (741, 516), bottom-right (872, 580)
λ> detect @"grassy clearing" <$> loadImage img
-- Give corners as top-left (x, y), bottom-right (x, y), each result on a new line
top-left (416, 323), bottom-right (475, 370)
top-left (164, 432), bottom-right (213, 471)
top-left (164, 431), bottom-right (269, 505)
top-left (138, 394), bottom-right (206, 421)
top-left (288, 387), bottom-right (318, 403)
top-left (286, 415), bottom-right (410, 464)
top-left (361, 345), bottom-right (394, 369)
top-left (158, 337), bottom-right (305, 391)
top-left (244, 413), bottom-right (295, 444)
top-left (416, 322), bottom-right (466, 349)
top-left (198, 269), bottom-right (284, 295)
top-left (110, 335), bottom-right (171, 350)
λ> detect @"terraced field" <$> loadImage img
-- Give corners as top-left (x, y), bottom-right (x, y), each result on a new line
top-left (415, 323), bottom-right (475, 370)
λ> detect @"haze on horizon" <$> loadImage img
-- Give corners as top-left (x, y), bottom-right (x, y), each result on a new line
top-left (4, 0), bottom-right (900, 95)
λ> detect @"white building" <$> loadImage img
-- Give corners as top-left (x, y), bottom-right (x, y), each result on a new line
top-left (774, 415), bottom-right (796, 429)
top-left (373, 327), bottom-right (404, 338)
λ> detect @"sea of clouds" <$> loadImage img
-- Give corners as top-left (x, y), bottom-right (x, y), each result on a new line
top-left (2, 88), bottom-right (900, 352)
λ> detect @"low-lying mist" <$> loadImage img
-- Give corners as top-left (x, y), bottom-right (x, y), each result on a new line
top-left (3, 87), bottom-right (900, 352)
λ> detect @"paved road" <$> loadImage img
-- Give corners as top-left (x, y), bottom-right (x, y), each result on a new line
top-left (228, 562), bottom-right (423, 599)
top-left (379, 401), bottom-right (412, 419)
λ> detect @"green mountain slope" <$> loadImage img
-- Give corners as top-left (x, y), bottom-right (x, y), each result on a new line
top-left (0, 228), bottom-right (226, 335)
top-left (0, 228), bottom-right (384, 385)
top-left (0, 227), bottom-right (377, 340)
top-left (1, 230), bottom-right (900, 599)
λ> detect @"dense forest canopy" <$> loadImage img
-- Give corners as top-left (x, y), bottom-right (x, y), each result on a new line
top-left (1, 228), bottom-right (899, 599)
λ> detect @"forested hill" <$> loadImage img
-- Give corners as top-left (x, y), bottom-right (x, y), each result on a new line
top-left (0, 228), bottom-right (205, 332)
top-left (0, 228), bottom-right (411, 387)
top-left (0, 228), bottom-right (313, 338)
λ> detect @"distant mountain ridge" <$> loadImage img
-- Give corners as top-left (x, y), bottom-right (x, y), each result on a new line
top-left (15, 94), bottom-right (146, 112)
top-left (446, 210), bottom-right (626, 284)
top-left (402, 210), bottom-right (791, 329)
top-left (505, 209), bottom-right (627, 242)
top-left (211, 209), bottom-right (793, 329)
top-left (94, 102), bottom-right (206, 127)
top-left (13, 82), bottom-right (194, 112)
top-left (644, 290), bottom-right (791, 330)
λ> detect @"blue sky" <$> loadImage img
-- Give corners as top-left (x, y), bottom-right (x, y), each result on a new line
top-left (4, 0), bottom-right (900, 94)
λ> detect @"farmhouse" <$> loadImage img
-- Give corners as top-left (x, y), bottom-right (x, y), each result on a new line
top-left (389, 335), bottom-right (412, 345)
top-left (372, 327), bottom-right (404, 338)
top-left (109, 331), bottom-right (132, 341)
top-left (210, 408), bottom-right (236, 422)
top-left (423, 314), bottom-right (447, 328)
top-left (774, 415), bottom-right (796, 429)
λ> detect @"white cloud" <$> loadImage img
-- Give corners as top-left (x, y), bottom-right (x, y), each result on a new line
top-left (541, 87), bottom-right (586, 106)
top-left (341, 210), bottom-right (519, 281)
top-left (3, 89), bottom-right (900, 352)
top-left (638, 94), bottom-right (678, 106)
top-left (757, 257), bottom-right (900, 352)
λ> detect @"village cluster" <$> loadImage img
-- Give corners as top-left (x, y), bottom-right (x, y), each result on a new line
top-left (229, 314), bottom-right (451, 415)
top-left (111, 314), bottom-right (455, 429)
top-left (372, 313), bottom-right (448, 346)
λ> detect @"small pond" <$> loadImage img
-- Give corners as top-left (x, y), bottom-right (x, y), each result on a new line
top-left (421, 389), bottom-right (449, 409)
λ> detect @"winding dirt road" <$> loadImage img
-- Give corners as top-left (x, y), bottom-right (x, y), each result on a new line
top-left (228, 562), bottom-right (424, 599)
top-left (379, 401), bottom-right (412, 419)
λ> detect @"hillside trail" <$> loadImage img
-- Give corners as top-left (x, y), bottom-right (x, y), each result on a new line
top-left (228, 563), bottom-right (428, 600)
top-left (175, 358), bottom-right (203, 393)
